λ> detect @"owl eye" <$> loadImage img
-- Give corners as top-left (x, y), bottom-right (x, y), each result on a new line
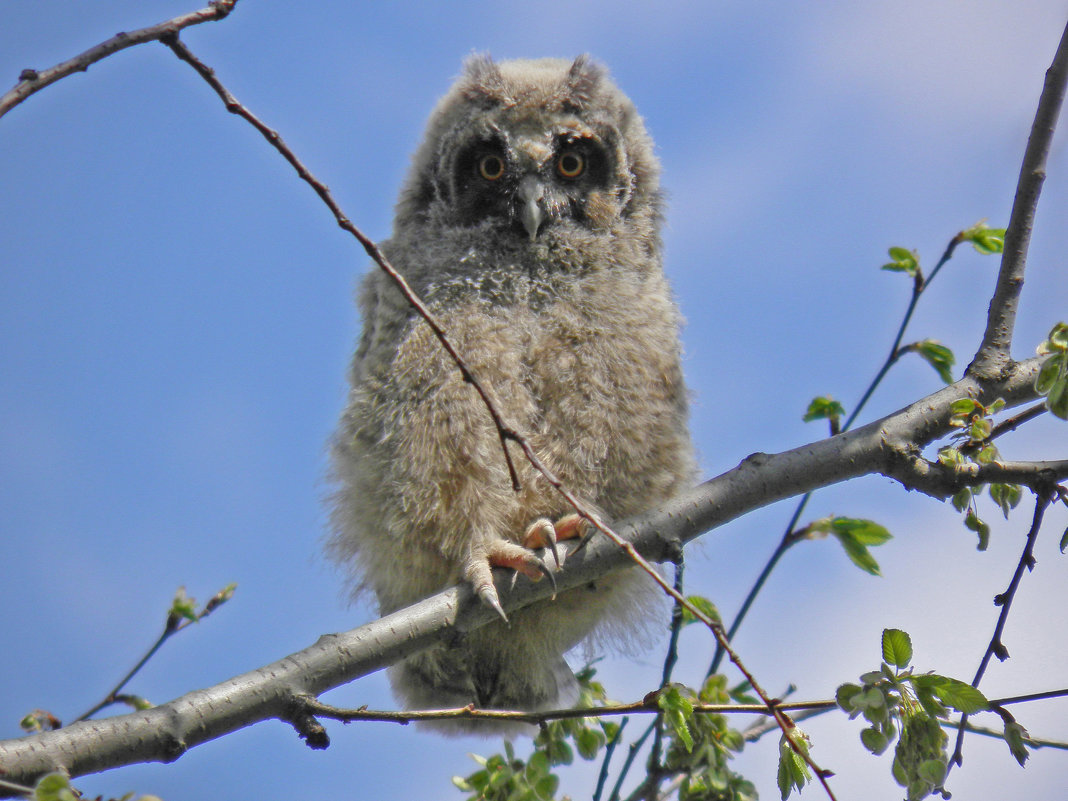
top-left (556, 151), bottom-right (585, 179)
top-left (478, 154), bottom-right (505, 181)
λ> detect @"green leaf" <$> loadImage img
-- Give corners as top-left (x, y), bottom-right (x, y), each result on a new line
top-left (960, 222), bottom-right (1006, 255)
top-left (776, 730), bottom-right (813, 800)
top-left (835, 683), bottom-right (863, 715)
top-left (930, 677), bottom-right (988, 714)
top-left (861, 727), bottom-right (891, 755)
top-left (575, 726), bottom-right (604, 760)
top-left (882, 628), bottom-right (913, 669)
top-left (659, 686), bottom-right (695, 753)
top-left (827, 518), bottom-right (892, 576)
top-left (1037, 322), bottom-right (1068, 353)
top-left (1034, 353), bottom-right (1061, 393)
top-left (914, 340), bottom-right (956, 384)
top-left (949, 398), bottom-right (980, 416)
top-left (969, 416), bottom-right (992, 441)
top-left (965, 508), bottom-right (990, 550)
top-left (1004, 720), bottom-right (1030, 767)
top-left (918, 758), bottom-right (947, 785)
top-left (882, 247), bottom-right (920, 276)
top-left (33, 774), bottom-right (79, 801)
top-left (169, 586), bottom-right (198, 624)
top-left (989, 483), bottom-right (1022, 519)
top-left (803, 396), bottom-right (845, 424)
top-left (680, 595), bottom-right (721, 627)
top-left (1060, 525), bottom-right (1068, 554)
top-left (1048, 368), bottom-right (1068, 420)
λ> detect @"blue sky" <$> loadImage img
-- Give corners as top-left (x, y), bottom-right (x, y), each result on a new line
top-left (2, 2), bottom-right (1067, 799)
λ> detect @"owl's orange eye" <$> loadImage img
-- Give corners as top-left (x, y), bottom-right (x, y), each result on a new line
top-left (478, 154), bottom-right (505, 180)
top-left (556, 151), bottom-right (585, 178)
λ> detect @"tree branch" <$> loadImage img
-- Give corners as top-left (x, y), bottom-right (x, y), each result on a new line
top-left (0, 1), bottom-right (238, 121)
top-left (0, 357), bottom-right (1048, 792)
top-left (970, 17), bottom-right (1068, 376)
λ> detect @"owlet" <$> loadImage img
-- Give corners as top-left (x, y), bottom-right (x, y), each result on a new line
top-left (328, 55), bottom-right (694, 729)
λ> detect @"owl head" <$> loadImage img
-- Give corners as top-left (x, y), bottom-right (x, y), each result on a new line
top-left (394, 55), bottom-right (661, 244)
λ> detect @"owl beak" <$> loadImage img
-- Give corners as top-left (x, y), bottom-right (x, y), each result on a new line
top-left (517, 175), bottom-right (546, 241)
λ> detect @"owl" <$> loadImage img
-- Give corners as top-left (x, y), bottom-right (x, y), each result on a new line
top-left (328, 55), bottom-right (695, 729)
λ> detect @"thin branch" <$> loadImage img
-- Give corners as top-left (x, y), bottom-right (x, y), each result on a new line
top-left (990, 687), bottom-right (1068, 706)
top-left (970, 18), bottom-right (1068, 376)
top-left (0, 1), bottom-right (238, 120)
top-left (950, 489), bottom-right (1053, 771)
top-left (611, 723), bottom-right (654, 801)
top-left (594, 717), bottom-right (629, 801)
top-left (299, 696), bottom-right (837, 726)
top-left (73, 585), bottom-right (234, 723)
top-left (943, 719), bottom-right (1068, 752)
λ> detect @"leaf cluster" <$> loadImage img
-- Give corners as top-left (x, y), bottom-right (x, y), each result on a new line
top-left (659, 675), bottom-right (757, 801)
top-left (836, 630), bottom-right (990, 800)
top-left (452, 666), bottom-right (615, 801)
top-left (938, 398), bottom-right (1022, 550)
top-left (1036, 321), bottom-right (1068, 419)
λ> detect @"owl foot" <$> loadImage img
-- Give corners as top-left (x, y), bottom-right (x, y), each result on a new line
top-left (466, 539), bottom-right (557, 624)
top-left (522, 513), bottom-right (591, 567)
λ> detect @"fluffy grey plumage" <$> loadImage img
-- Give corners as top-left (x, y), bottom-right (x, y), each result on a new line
top-left (328, 55), bottom-right (694, 729)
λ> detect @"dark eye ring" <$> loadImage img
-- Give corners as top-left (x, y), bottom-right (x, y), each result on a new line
top-left (478, 154), bottom-right (505, 181)
top-left (556, 151), bottom-right (585, 178)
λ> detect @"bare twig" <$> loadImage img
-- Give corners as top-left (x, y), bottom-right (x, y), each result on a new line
top-left (73, 585), bottom-right (234, 723)
top-left (970, 18), bottom-right (1068, 376)
top-left (594, 717), bottom-right (629, 801)
top-left (0, 1), bottom-right (238, 120)
top-left (949, 488), bottom-right (1054, 772)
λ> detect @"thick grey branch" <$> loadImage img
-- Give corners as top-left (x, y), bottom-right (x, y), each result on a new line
top-left (0, 0), bottom-right (238, 120)
top-left (0, 357), bottom-right (1049, 793)
top-left (970, 17), bottom-right (1068, 376)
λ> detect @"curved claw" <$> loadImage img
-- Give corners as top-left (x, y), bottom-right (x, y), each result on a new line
top-left (524, 518), bottom-right (560, 567)
top-left (478, 584), bottom-right (509, 624)
top-left (535, 559), bottom-right (558, 599)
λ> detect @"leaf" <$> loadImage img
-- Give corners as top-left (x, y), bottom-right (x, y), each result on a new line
top-left (930, 677), bottom-right (988, 714)
top-left (882, 628), bottom-right (913, 668)
top-left (1048, 368), bottom-right (1068, 420)
top-left (960, 222), bottom-right (1006, 254)
top-left (168, 586), bottom-right (198, 625)
top-left (1034, 353), bottom-right (1061, 393)
top-left (575, 726), bottom-right (604, 760)
top-left (1037, 321), bottom-right (1068, 353)
top-left (989, 483), bottom-right (1022, 519)
top-left (680, 595), bottom-right (721, 627)
top-left (914, 339), bottom-right (956, 384)
top-left (1060, 525), bottom-right (1068, 554)
top-left (835, 683), bottom-right (863, 715)
top-left (776, 730), bottom-right (813, 800)
top-left (658, 686), bottom-right (695, 753)
top-left (828, 518), bottom-right (892, 576)
top-left (918, 758), bottom-right (947, 785)
top-left (803, 396), bottom-right (845, 425)
top-left (1004, 720), bottom-right (1030, 767)
top-left (861, 727), bottom-right (891, 755)
top-left (882, 246), bottom-right (920, 276)
top-left (965, 508), bottom-right (991, 551)
top-left (33, 774), bottom-right (79, 801)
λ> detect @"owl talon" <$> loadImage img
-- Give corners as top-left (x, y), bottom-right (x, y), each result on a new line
top-left (523, 518), bottom-right (560, 566)
top-left (478, 585), bottom-right (510, 623)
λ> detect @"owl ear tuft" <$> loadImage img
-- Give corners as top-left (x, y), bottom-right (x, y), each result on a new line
top-left (461, 53), bottom-right (507, 106)
top-left (562, 54), bottom-right (604, 111)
